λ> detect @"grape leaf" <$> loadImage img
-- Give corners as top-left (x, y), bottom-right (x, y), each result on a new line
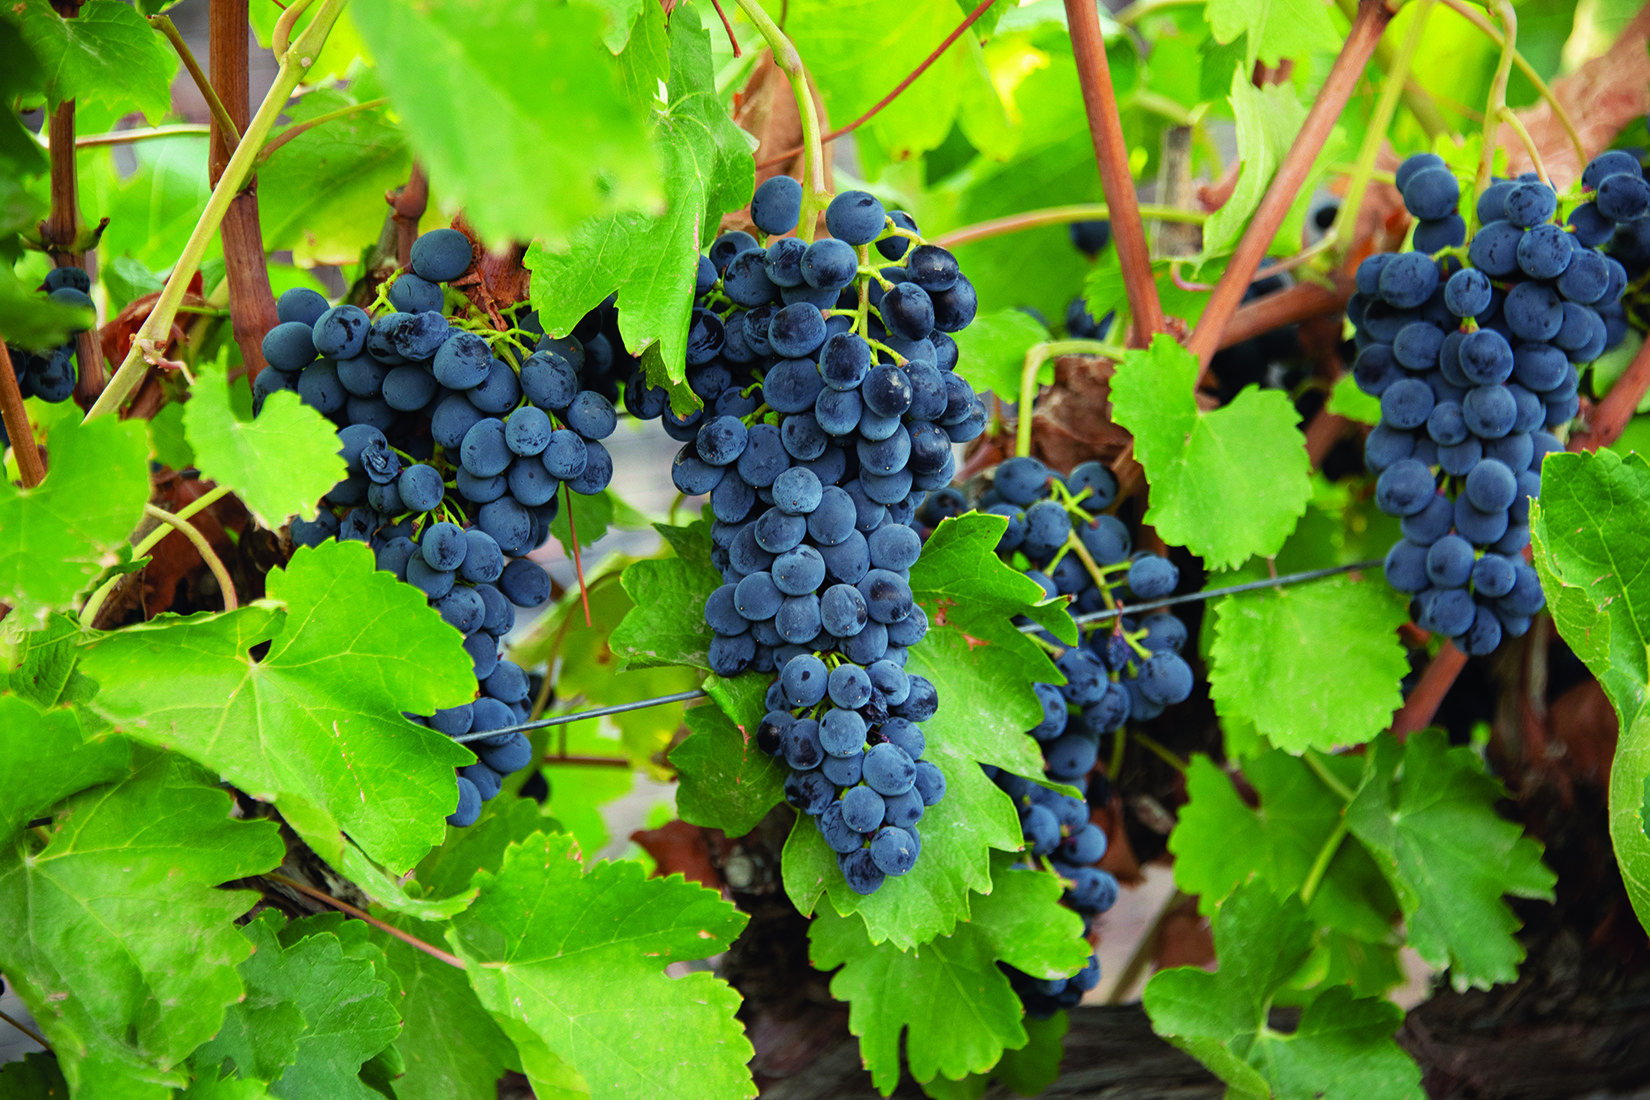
top-left (1207, 571), bottom-right (1409, 753)
top-left (0, 751), bottom-right (283, 1099)
top-left (1530, 450), bottom-right (1650, 933)
top-left (992, 1012), bottom-right (1069, 1097)
top-left (1202, 74), bottom-right (1308, 256)
top-left (673, 673), bottom-right (786, 836)
top-left (183, 369), bottom-right (347, 527)
top-left (809, 861), bottom-right (1089, 1094)
top-left (0, 415), bottom-right (150, 625)
top-left (6, 610), bottom-right (98, 709)
top-left (1169, 753), bottom-right (1397, 944)
top-left (0, 263), bottom-right (94, 349)
top-left (447, 830), bottom-right (756, 1100)
top-left (0, 693), bottom-right (129, 840)
top-left (87, 135), bottom-right (218, 273)
top-left (14, 0), bottom-right (178, 123)
top-left (1205, 0), bottom-right (1342, 68)
top-left (196, 911), bottom-right (403, 1099)
top-left (1345, 730), bottom-right (1555, 990)
top-left (80, 540), bottom-right (475, 873)
top-left (1327, 374), bottom-right (1382, 425)
top-left (1109, 335), bottom-right (1312, 569)
top-left (782, 515), bottom-right (1060, 947)
top-left (611, 522), bottom-right (722, 671)
top-left (256, 82), bottom-right (412, 267)
top-left (571, 0), bottom-right (647, 54)
top-left (527, 3), bottom-right (752, 393)
top-left (950, 308), bottom-right (1053, 400)
top-left (0, 1053), bottom-right (70, 1100)
top-left (1080, 251), bottom-right (1223, 332)
top-left (350, 0), bottom-right (655, 249)
top-left (247, 0), bottom-right (363, 80)
top-left (1142, 885), bottom-right (1422, 1100)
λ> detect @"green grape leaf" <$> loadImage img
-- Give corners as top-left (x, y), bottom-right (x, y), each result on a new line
top-left (571, 0), bottom-right (647, 53)
top-left (0, 264), bottom-right (93, 349)
top-left (1530, 450), bottom-right (1650, 933)
top-left (407, 796), bottom-right (550, 901)
top-left (1169, 753), bottom-right (1397, 943)
top-left (88, 135), bottom-right (217, 272)
top-left (1207, 571), bottom-right (1409, 752)
top-left (1327, 374), bottom-right (1382, 425)
top-left (350, 0), bottom-right (655, 250)
top-left (1109, 335), bottom-right (1312, 569)
top-left (1081, 251), bottom-right (1224, 333)
top-left (257, 82), bottom-right (412, 267)
top-left (782, 515), bottom-right (1059, 947)
top-left (1142, 885), bottom-right (1422, 1100)
top-left (1202, 73), bottom-right (1308, 256)
top-left (0, 694), bottom-right (129, 840)
top-left (14, 0), bottom-right (178, 122)
top-left (992, 1012), bottom-right (1068, 1097)
top-left (0, 415), bottom-right (150, 624)
top-left (0, 751), bottom-right (282, 1099)
top-left (80, 540), bottom-right (475, 873)
top-left (611, 522), bottom-right (722, 671)
top-left (196, 911), bottom-right (402, 1098)
top-left (335, 841), bottom-right (478, 922)
top-left (369, 917), bottom-right (518, 1100)
top-left (527, 3), bottom-right (752, 393)
top-left (810, 862), bottom-right (1089, 1094)
top-left (0, 1053), bottom-right (69, 1100)
top-left (6, 610), bottom-right (98, 709)
top-left (1345, 730), bottom-right (1555, 990)
top-left (1205, 0), bottom-right (1342, 68)
top-left (447, 830), bottom-right (755, 1100)
top-left (673, 673), bottom-right (786, 836)
top-left (183, 369), bottom-right (346, 527)
top-left (950, 308), bottom-right (1052, 400)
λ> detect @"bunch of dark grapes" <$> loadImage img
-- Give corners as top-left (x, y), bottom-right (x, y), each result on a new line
top-left (924, 455), bottom-right (1194, 1014)
top-left (681, 176), bottom-right (988, 894)
top-left (7, 265), bottom-right (94, 404)
top-left (1569, 148), bottom-right (1650, 293)
top-left (1356, 153), bottom-right (1634, 654)
top-left (266, 227), bottom-right (618, 827)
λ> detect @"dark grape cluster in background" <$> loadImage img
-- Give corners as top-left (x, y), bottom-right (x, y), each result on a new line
top-left (924, 454), bottom-right (1194, 1013)
top-left (684, 177), bottom-right (990, 894)
top-left (7, 265), bottom-right (94, 405)
top-left (267, 227), bottom-right (621, 826)
top-left (1357, 152), bottom-right (1637, 654)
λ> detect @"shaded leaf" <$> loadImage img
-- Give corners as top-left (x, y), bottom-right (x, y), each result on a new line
top-left (14, 0), bottom-right (177, 122)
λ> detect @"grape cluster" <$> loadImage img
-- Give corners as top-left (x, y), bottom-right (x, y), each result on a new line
top-left (929, 456), bottom-right (1194, 1013)
top-left (7, 266), bottom-right (93, 404)
top-left (1356, 153), bottom-right (1632, 653)
top-left (1570, 148), bottom-right (1650, 291)
top-left (686, 177), bottom-right (989, 893)
top-left (269, 226), bottom-right (620, 826)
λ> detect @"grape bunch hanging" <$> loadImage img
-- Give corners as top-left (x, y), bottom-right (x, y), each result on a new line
top-left (682, 177), bottom-right (989, 894)
top-left (261, 227), bottom-right (626, 827)
top-left (920, 454), bottom-right (1194, 1009)
top-left (1359, 151), bottom-right (1641, 654)
top-left (6, 265), bottom-right (94, 405)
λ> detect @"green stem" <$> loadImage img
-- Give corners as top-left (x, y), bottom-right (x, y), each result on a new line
top-left (1016, 339), bottom-right (1126, 457)
top-left (1299, 818), bottom-right (1348, 906)
top-left (149, 15), bottom-right (242, 149)
top-left (1303, 749), bottom-right (1356, 802)
top-left (1472, 0), bottom-right (1518, 227)
top-left (1333, 0), bottom-right (1448, 138)
top-left (734, 0), bottom-right (827, 242)
top-left (84, 0), bottom-right (350, 422)
top-left (143, 503), bottom-right (238, 611)
top-left (69, 123), bottom-right (213, 148)
top-left (259, 97), bottom-right (390, 164)
top-left (935, 203), bottom-right (1207, 250)
top-left (1130, 731), bottom-right (1187, 774)
top-left (1330, 0), bottom-right (1433, 261)
top-left (79, 485), bottom-right (233, 626)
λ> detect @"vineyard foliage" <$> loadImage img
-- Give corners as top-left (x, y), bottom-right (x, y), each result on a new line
top-left (0, 1), bottom-right (1647, 1099)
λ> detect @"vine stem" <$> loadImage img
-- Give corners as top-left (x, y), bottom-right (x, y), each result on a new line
top-left (1392, 642), bottom-right (1467, 739)
top-left (0, 343), bottom-right (46, 488)
top-left (1473, 0), bottom-right (1518, 217)
top-left (1064, 0), bottom-right (1164, 345)
top-left (934, 203), bottom-right (1207, 250)
top-left (265, 873), bottom-right (465, 969)
top-left (1130, 731), bottom-right (1188, 774)
top-left (1438, 0), bottom-right (1585, 172)
top-left (1299, 818), bottom-right (1348, 905)
top-left (1498, 106), bottom-right (1549, 186)
top-left (1329, 0), bottom-right (1433, 261)
top-left (142, 503), bottom-right (237, 611)
top-left (0, 1009), bottom-right (50, 1051)
top-left (83, 0), bottom-right (349, 421)
top-left (734, 0), bottom-right (827, 241)
top-left (753, 0), bottom-right (1000, 171)
top-left (259, 98), bottom-right (390, 163)
top-left (79, 485), bottom-right (232, 626)
top-left (149, 15), bottom-right (242, 148)
top-left (1016, 339), bottom-right (1126, 457)
top-left (69, 124), bottom-right (213, 147)
top-left (1570, 334), bottom-right (1650, 451)
top-left (1185, 0), bottom-right (1394, 375)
